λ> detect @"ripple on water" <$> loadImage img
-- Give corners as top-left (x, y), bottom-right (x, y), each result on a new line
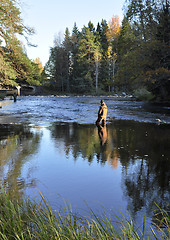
top-left (0, 96), bottom-right (169, 125)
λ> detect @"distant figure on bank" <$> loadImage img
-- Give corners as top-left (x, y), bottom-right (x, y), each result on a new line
top-left (96, 100), bottom-right (107, 126)
top-left (13, 92), bottom-right (17, 102)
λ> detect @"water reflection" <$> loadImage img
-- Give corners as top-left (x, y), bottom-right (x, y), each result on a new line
top-left (97, 124), bottom-right (107, 146)
top-left (110, 121), bottom-right (169, 217)
top-left (0, 124), bottom-right (41, 199)
top-left (49, 121), bottom-right (170, 218)
top-left (0, 120), bottom-right (169, 224)
top-left (49, 122), bottom-right (120, 168)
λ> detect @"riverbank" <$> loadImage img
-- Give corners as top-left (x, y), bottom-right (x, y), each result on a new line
top-left (1, 91), bottom-right (169, 106)
top-left (0, 96), bottom-right (169, 239)
top-left (0, 189), bottom-right (169, 240)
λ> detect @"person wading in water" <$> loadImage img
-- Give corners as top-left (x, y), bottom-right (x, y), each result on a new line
top-left (13, 92), bottom-right (17, 102)
top-left (96, 100), bottom-right (107, 127)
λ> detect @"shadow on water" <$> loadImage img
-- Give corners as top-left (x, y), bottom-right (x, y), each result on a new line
top-left (0, 120), bottom-right (169, 226)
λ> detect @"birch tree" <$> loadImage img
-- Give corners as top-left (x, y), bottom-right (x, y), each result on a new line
top-left (94, 46), bottom-right (102, 93)
top-left (106, 16), bottom-right (120, 91)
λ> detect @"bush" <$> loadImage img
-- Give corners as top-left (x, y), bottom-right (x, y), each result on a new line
top-left (134, 87), bottom-right (154, 101)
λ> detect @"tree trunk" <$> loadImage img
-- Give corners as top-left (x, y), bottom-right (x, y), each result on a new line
top-left (111, 57), bottom-right (116, 92)
top-left (96, 61), bottom-right (99, 93)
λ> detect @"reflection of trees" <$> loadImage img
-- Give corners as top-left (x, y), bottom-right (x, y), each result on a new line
top-left (112, 120), bottom-right (170, 218)
top-left (50, 121), bottom-right (170, 219)
top-left (49, 122), bottom-right (120, 167)
top-left (0, 124), bottom-right (41, 200)
top-left (50, 123), bottom-right (99, 164)
top-left (97, 125), bottom-right (107, 146)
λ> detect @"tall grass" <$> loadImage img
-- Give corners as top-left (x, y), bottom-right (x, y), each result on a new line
top-left (0, 189), bottom-right (169, 239)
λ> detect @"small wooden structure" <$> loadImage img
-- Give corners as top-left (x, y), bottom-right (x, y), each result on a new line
top-left (0, 85), bottom-right (35, 98)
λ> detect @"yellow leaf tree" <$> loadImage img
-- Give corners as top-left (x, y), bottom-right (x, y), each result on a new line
top-left (106, 16), bottom-right (120, 91)
top-left (33, 58), bottom-right (44, 73)
top-left (94, 46), bottom-right (102, 93)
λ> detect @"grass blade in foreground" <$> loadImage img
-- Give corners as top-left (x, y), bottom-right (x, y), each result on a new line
top-left (0, 189), bottom-right (169, 239)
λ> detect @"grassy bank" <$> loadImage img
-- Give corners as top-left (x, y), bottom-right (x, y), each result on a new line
top-left (0, 190), bottom-right (169, 240)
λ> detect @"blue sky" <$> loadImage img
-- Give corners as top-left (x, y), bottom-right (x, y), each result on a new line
top-left (21, 0), bottom-right (125, 66)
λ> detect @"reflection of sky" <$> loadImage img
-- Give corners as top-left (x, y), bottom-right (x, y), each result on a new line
top-left (1, 97), bottom-right (169, 235)
top-left (18, 121), bottom-right (169, 235)
top-left (24, 127), bottom-right (127, 217)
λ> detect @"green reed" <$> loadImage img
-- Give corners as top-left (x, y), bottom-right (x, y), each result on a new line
top-left (0, 189), bottom-right (169, 240)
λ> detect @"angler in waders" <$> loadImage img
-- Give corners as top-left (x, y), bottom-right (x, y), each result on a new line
top-left (96, 100), bottom-right (107, 127)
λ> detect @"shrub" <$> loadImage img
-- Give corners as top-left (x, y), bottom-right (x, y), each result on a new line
top-left (134, 87), bottom-right (154, 101)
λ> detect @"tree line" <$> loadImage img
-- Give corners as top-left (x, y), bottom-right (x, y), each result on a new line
top-left (0, 0), bottom-right (169, 101)
top-left (45, 0), bottom-right (169, 100)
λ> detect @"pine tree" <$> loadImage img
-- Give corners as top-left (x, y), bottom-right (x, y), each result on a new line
top-left (77, 26), bottom-right (102, 93)
top-left (96, 20), bottom-right (110, 92)
top-left (70, 23), bottom-right (82, 92)
top-left (63, 28), bottom-right (71, 92)
top-left (116, 0), bottom-right (170, 99)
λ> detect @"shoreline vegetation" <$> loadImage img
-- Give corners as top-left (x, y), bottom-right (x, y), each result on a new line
top-left (1, 0), bottom-right (169, 104)
top-left (0, 1), bottom-right (169, 238)
top-left (0, 90), bottom-right (170, 107)
top-left (0, 189), bottom-right (169, 240)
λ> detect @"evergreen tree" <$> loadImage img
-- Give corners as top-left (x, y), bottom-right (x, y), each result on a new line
top-left (96, 20), bottom-right (110, 92)
top-left (77, 26), bottom-right (102, 93)
top-left (45, 2), bottom-right (169, 99)
top-left (46, 45), bottom-right (66, 91)
top-left (94, 45), bottom-right (102, 93)
top-left (88, 21), bottom-right (95, 33)
top-left (116, 17), bottom-right (138, 90)
top-left (70, 23), bottom-right (82, 92)
top-left (145, 0), bottom-right (170, 100)
top-left (125, 0), bottom-right (157, 41)
top-left (156, 0), bottom-right (170, 45)
top-left (115, 0), bottom-right (170, 100)
top-left (63, 28), bottom-right (71, 92)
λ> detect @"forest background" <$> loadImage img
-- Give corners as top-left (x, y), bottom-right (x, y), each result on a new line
top-left (0, 0), bottom-right (169, 101)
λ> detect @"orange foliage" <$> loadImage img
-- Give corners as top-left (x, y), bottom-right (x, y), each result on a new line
top-left (107, 149), bottom-right (120, 169)
top-left (106, 15), bottom-right (120, 44)
top-left (33, 58), bottom-right (44, 73)
top-left (145, 68), bottom-right (170, 84)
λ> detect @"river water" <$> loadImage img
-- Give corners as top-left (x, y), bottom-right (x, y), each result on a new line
top-left (0, 96), bottom-right (170, 235)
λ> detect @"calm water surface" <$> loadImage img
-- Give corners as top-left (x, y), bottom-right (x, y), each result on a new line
top-left (0, 96), bottom-right (169, 233)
